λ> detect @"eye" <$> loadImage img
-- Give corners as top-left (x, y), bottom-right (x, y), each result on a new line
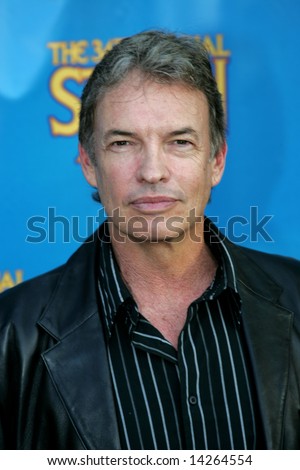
top-left (111, 140), bottom-right (130, 146)
top-left (172, 139), bottom-right (194, 149)
top-left (108, 140), bottom-right (134, 152)
top-left (174, 139), bottom-right (191, 146)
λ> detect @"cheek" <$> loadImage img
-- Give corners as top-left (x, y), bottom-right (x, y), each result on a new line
top-left (181, 161), bottom-right (212, 193)
top-left (97, 166), bottom-right (129, 204)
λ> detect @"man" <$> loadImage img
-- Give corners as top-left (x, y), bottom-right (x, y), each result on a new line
top-left (0, 30), bottom-right (300, 450)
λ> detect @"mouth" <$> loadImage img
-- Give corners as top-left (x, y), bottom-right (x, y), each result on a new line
top-left (130, 196), bottom-right (178, 213)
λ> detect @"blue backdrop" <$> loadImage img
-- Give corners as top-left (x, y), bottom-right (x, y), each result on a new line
top-left (1, 0), bottom-right (299, 292)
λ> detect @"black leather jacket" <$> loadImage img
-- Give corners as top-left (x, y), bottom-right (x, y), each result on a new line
top-left (1, 225), bottom-right (300, 449)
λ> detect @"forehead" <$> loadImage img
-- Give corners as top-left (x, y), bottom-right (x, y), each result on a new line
top-left (95, 71), bottom-right (209, 130)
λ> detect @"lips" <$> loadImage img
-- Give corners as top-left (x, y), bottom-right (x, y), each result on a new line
top-left (130, 196), bottom-right (178, 213)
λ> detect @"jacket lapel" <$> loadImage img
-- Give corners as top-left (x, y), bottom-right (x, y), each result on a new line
top-left (37, 230), bottom-right (120, 449)
top-left (227, 238), bottom-right (294, 450)
top-left (238, 281), bottom-right (293, 448)
top-left (41, 312), bottom-right (120, 449)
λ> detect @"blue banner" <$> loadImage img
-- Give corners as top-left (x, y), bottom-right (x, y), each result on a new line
top-left (1, 0), bottom-right (299, 291)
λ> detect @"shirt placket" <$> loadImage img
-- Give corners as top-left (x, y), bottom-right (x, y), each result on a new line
top-left (177, 303), bottom-right (209, 449)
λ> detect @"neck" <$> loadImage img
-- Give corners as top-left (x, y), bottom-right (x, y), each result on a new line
top-left (110, 225), bottom-right (217, 349)
top-left (110, 225), bottom-right (217, 292)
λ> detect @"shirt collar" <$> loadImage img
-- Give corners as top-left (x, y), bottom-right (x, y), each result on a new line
top-left (98, 223), bottom-right (132, 339)
top-left (98, 218), bottom-right (239, 339)
top-left (204, 217), bottom-right (239, 293)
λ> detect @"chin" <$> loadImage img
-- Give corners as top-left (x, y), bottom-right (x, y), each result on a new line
top-left (128, 227), bottom-right (186, 244)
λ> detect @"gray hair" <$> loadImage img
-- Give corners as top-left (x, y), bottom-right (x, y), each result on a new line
top-left (79, 30), bottom-right (226, 162)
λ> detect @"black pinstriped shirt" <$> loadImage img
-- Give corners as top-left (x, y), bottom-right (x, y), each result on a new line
top-left (98, 220), bottom-right (262, 450)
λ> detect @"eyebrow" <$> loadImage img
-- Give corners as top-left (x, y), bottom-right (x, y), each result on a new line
top-left (102, 129), bottom-right (137, 142)
top-left (167, 127), bottom-right (199, 138)
top-left (103, 127), bottom-right (198, 139)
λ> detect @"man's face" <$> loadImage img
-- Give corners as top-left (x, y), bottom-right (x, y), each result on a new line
top-left (81, 71), bottom-right (226, 243)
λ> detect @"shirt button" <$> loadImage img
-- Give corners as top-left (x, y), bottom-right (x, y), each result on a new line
top-left (189, 395), bottom-right (197, 405)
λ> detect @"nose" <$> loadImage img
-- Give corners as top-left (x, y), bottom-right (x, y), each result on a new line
top-left (136, 143), bottom-right (170, 184)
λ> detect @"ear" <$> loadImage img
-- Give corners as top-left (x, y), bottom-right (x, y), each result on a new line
top-left (211, 141), bottom-right (227, 187)
top-left (79, 144), bottom-right (97, 187)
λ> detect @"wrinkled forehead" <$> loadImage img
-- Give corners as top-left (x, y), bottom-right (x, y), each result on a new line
top-left (96, 68), bottom-right (206, 107)
top-left (96, 69), bottom-right (209, 117)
